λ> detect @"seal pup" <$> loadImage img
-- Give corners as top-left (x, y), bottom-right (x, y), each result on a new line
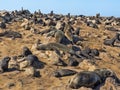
top-left (104, 38), bottom-right (116, 46)
top-left (22, 46), bottom-right (32, 57)
top-left (0, 56), bottom-right (11, 73)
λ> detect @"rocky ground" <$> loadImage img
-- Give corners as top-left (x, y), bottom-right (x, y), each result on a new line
top-left (0, 10), bottom-right (120, 90)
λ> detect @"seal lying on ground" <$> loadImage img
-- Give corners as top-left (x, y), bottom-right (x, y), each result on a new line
top-left (0, 30), bottom-right (22, 39)
top-left (53, 69), bottom-right (77, 77)
top-left (36, 42), bottom-right (82, 58)
top-left (80, 47), bottom-right (99, 59)
top-left (68, 68), bottom-right (116, 89)
top-left (104, 38), bottom-right (116, 46)
top-left (69, 71), bottom-right (101, 89)
top-left (36, 42), bottom-right (74, 53)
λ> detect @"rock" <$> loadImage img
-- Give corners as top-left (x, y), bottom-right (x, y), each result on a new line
top-left (55, 22), bottom-right (62, 30)
top-left (48, 51), bottom-right (60, 63)
top-left (6, 82), bottom-right (15, 89)
top-left (16, 79), bottom-right (23, 89)
top-left (53, 69), bottom-right (77, 77)
top-left (21, 20), bottom-right (29, 27)
top-left (8, 56), bottom-right (18, 69)
top-left (79, 60), bottom-right (97, 71)
top-left (49, 51), bottom-right (67, 66)
top-left (68, 71), bottom-right (101, 89)
top-left (24, 66), bottom-right (37, 77)
top-left (0, 56), bottom-right (11, 73)
top-left (79, 87), bottom-right (92, 90)
top-left (19, 60), bottom-right (29, 70)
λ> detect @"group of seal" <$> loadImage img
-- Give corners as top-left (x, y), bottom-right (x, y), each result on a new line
top-left (0, 9), bottom-right (120, 89)
top-left (0, 46), bottom-right (43, 77)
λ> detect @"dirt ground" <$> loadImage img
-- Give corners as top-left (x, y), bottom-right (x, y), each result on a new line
top-left (0, 20), bottom-right (120, 90)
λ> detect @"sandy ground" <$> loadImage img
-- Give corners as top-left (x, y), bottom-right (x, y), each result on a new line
top-left (0, 21), bottom-right (120, 90)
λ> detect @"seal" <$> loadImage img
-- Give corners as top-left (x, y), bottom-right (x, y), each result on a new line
top-left (104, 38), bottom-right (116, 46)
top-left (64, 24), bottom-right (74, 44)
top-left (69, 68), bottom-right (116, 89)
top-left (53, 69), bottom-right (77, 77)
top-left (22, 46), bottom-right (32, 57)
top-left (36, 43), bottom-right (83, 58)
top-left (26, 55), bottom-right (44, 69)
top-left (94, 68), bottom-right (114, 81)
top-left (0, 56), bottom-right (11, 73)
top-left (68, 71), bottom-right (101, 89)
top-left (80, 47), bottom-right (99, 59)
top-left (54, 30), bottom-right (65, 43)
